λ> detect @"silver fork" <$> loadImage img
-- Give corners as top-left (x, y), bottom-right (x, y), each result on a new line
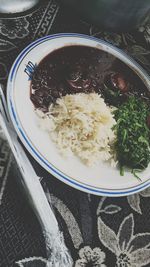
top-left (0, 84), bottom-right (73, 267)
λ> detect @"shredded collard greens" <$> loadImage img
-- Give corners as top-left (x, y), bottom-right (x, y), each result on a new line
top-left (114, 96), bottom-right (150, 176)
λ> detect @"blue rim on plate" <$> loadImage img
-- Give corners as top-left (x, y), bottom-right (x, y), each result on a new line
top-left (7, 33), bottom-right (150, 197)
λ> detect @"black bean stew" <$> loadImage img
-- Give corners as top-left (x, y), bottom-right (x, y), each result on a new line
top-left (30, 45), bottom-right (150, 112)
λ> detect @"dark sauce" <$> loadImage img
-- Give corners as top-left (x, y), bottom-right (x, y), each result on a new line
top-left (30, 45), bottom-right (150, 112)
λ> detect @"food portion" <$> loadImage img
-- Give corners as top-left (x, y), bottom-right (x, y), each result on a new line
top-left (30, 45), bottom-right (150, 177)
top-left (30, 45), bottom-right (150, 111)
top-left (38, 93), bottom-right (116, 166)
top-left (30, 45), bottom-right (116, 112)
top-left (114, 97), bottom-right (150, 176)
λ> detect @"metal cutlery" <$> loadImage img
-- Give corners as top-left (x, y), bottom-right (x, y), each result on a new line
top-left (0, 84), bottom-right (73, 267)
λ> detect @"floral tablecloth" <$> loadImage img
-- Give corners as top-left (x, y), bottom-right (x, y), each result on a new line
top-left (0, 1), bottom-right (150, 266)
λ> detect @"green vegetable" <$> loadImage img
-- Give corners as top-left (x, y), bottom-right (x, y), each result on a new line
top-left (131, 169), bottom-right (142, 181)
top-left (114, 96), bottom-right (150, 171)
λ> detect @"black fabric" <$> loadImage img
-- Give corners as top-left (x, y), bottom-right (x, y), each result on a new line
top-left (0, 0), bottom-right (150, 266)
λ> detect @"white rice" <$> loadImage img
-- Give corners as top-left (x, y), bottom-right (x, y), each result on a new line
top-left (37, 93), bottom-right (117, 166)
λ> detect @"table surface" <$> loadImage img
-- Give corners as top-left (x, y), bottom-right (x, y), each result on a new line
top-left (0, 1), bottom-right (150, 266)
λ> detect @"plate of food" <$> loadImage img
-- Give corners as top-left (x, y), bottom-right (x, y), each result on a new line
top-left (7, 33), bottom-right (150, 196)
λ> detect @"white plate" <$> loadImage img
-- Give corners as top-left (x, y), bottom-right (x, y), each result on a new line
top-left (7, 33), bottom-right (150, 196)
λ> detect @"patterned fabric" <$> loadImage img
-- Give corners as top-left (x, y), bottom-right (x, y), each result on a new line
top-left (0, 0), bottom-right (150, 266)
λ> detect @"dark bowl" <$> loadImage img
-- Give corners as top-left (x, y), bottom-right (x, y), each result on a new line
top-left (60, 0), bottom-right (150, 32)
